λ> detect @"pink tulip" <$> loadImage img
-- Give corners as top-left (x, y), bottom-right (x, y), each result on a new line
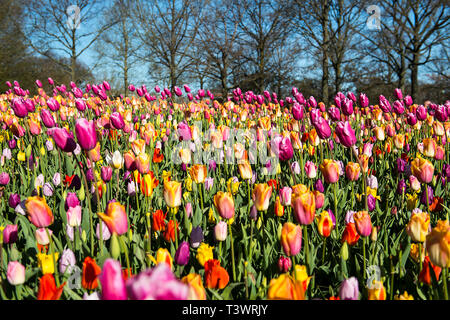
top-left (99, 259), bottom-right (127, 300)
top-left (7, 261), bottom-right (25, 285)
top-left (126, 263), bottom-right (189, 300)
top-left (66, 205), bottom-right (82, 227)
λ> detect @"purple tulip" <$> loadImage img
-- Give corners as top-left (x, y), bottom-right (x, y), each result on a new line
top-left (65, 192), bottom-right (80, 211)
top-left (8, 193), bottom-right (20, 209)
top-left (379, 95), bottom-right (391, 113)
top-left (96, 221), bottom-right (111, 240)
top-left (339, 277), bottom-right (359, 300)
top-left (420, 186), bottom-right (434, 206)
top-left (190, 226), bottom-right (203, 248)
top-left (48, 78), bottom-right (54, 85)
top-left (99, 259), bottom-right (127, 300)
top-left (435, 105), bottom-right (448, 122)
top-left (177, 122), bottom-right (192, 141)
top-left (103, 81), bottom-right (111, 91)
top-left (393, 100), bottom-right (405, 115)
top-left (307, 96), bottom-right (317, 108)
top-left (397, 179), bottom-right (407, 195)
top-left (3, 225), bottom-right (18, 244)
top-left (314, 179), bottom-right (324, 193)
top-left (174, 241), bottom-right (190, 266)
top-left (174, 86), bottom-right (182, 96)
top-left (75, 99), bottom-right (86, 112)
top-left (328, 106), bottom-right (341, 121)
top-left (272, 135), bottom-right (294, 161)
top-left (407, 112), bottom-right (417, 126)
top-left (205, 177), bottom-right (214, 191)
top-left (8, 139), bottom-right (17, 149)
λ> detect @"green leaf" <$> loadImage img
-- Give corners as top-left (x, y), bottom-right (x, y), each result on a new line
top-left (64, 286), bottom-right (83, 300)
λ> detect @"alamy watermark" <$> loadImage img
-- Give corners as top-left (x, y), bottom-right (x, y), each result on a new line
top-left (66, 5), bottom-right (81, 30)
top-left (366, 5), bottom-right (381, 31)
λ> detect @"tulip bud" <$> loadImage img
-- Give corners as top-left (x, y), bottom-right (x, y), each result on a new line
top-left (110, 233), bottom-right (121, 259)
top-left (341, 242), bottom-right (349, 261)
top-left (214, 221), bottom-right (227, 241)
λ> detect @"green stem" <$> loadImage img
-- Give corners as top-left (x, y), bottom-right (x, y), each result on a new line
top-left (443, 267), bottom-right (448, 300)
top-left (304, 225), bottom-right (309, 273)
top-left (229, 222), bottom-right (237, 282)
top-left (46, 227), bottom-right (60, 287)
top-left (172, 208), bottom-right (179, 249)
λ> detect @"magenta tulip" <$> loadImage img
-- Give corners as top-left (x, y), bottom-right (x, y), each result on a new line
top-left (75, 118), bottom-right (97, 151)
top-left (335, 121), bottom-right (356, 148)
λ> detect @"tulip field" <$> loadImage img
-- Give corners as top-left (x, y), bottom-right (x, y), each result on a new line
top-left (0, 79), bottom-right (449, 301)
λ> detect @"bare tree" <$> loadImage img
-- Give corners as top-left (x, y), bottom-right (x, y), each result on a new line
top-left (291, 0), bottom-right (332, 104)
top-left (328, 0), bottom-right (365, 95)
top-left (194, 0), bottom-right (240, 98)
top-left (21, 0), bottom-right (117, 84)
top-left (230, 0), bottom-right (294, 94)
top-left (363, 0), bottom-right (449, 99)
top-left (132, 0), bottom-right (205, 91)
top-left (94, 0), bottom-right (140, 95)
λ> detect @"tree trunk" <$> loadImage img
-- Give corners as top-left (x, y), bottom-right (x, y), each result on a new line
top-left (71, 29), bottom-right (77, 83)
top-left (410, 51), bottom-right (420, 102)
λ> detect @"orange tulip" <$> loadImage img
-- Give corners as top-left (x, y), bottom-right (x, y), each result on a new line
top-left (25, 196), bottom-right (54, 228)
top-left (393, 134), bottom-right (405, 149)
top-left (82, 257), bottom-right (102, 290)
top-left (238, 160), bottom-right (253, 180)
top-left (411, 157), bottom-right (434, 184)
top-left (131, 138), bottom-right (146, 155)
top-left (267, 274), bottom-right (305, 300)
top-left (213, 191), bottom-right (235, 220)
top-left (152, 209), bottom-right (167, 232)
top-left (422, 138), bottom-right (437, 158)
top-left (419, 256), bottom-right (442, 286)
top-left (367, 281), bottom-right (386, 300)
top-left (163, 180), bottom-right (182, 208)
top-left (341, 222), bottom-right (360, 246)
top-left (345, 162), bottom-right (360, 181)
top-left (274, 196), bottom-right (284, 217)
top-left (140, 171), bottom-right (158, 197)
top-left (37, 274), bottom-right (65, 300)
top-left (135, 153), bottom-right (150, 174)
top-left (97, 200), bottom-right (128, 235)
top-left (280, 222), bottom-right (302, 256)
top-left (87, 142), bottom-right (101, 162)
top-left (291, 190), bottom-right (315, 225)
top-left (406, 210), bottom-right (430, 242)
top-left (204, 259), bottom-right (229, 289)
top-left (319, 159), bottom-right (340, 184)
top-left (425, 220), bottom-right (450, 268)
top-left (181, 273), bottom-right (207, 300)
top-left (189, 164), bottom-right (207, 184)
top-left (316, 211), bottom-right (334, 238)
top-left (252, 183), bottom-right (273, 212)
